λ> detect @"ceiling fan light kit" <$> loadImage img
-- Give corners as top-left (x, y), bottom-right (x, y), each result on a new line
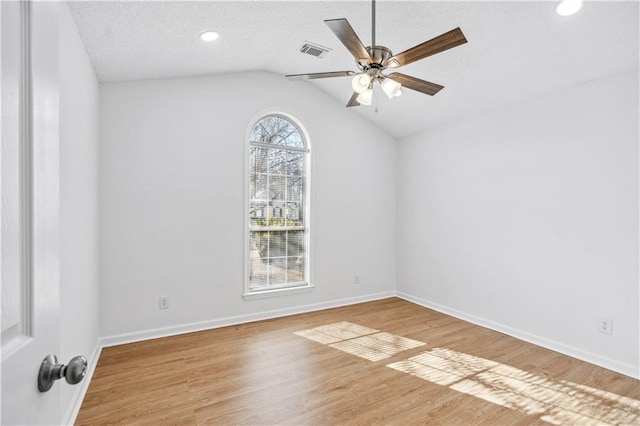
top-left (286, 0), bottom-right (468, 107)
top-left (352, 73), bottom-right (372, 93)
top-left (356, 88), bottom-right (373, 106)
top-left (381, 77), bottom-right (402, 99)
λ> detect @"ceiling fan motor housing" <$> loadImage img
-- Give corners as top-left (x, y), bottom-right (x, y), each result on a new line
top-left (358, 45), bottom-right (393, 72)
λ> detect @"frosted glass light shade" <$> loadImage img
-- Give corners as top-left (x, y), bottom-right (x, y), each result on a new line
top-left (352, 73), bottom-right (372, 94)
top-left (356, 89), bottom-right (373, 106)
top-left (381, 78), bottom-right (402, 99)
top-left (556, 0), bottom-right (583, 16)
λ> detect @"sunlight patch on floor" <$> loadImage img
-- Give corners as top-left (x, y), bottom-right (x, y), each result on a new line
top-left (386, 349), bottom-right (498, 386)
top-left (387, 348), bottom-right (640, 425)
top-left (329, 332), bottom-right (425, 361)
top-left (294, 321), bottom-right (379, 344)
top-left (295, 322), bottom-right (425, 361)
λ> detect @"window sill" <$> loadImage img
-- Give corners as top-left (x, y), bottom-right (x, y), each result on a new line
top-left (243, 285), bottom-right (315, 301)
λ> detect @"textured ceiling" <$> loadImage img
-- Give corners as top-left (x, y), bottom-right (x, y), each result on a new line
top-left (68, 1), bottom-right (639, 139)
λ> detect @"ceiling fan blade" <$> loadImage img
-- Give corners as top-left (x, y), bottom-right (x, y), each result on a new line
top-left (325, 19), bottom-right (372, 62)
top-left (286, 71), bottom-right (357, 80)
top-left (387, 73), bottom-right (444, 96)
top-left (388, 27), bottom-right (467, 68)
top-left (346, 92), bottom-right (361, 107)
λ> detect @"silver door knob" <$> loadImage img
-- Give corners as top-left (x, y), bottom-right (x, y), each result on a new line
top-left (37, 354), bottom-right (88, 392)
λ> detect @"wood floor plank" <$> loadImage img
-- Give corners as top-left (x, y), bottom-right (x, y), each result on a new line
top-left (76, 298), bottom-right (640, 425)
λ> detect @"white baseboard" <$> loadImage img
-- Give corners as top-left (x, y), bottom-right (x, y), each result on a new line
top-left (101, 291), bottom-right (395, 347)
top-left (64, 342), bottom-right (103, 425)
top-left (396, 291), bottom-right (639, 380)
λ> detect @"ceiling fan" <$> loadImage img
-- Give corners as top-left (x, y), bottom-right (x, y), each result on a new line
top-left (286, 0), bottom-right (468, 107)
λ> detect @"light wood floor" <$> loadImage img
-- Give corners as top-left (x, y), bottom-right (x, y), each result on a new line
top-left (76, 298), bottom-right (639, 425)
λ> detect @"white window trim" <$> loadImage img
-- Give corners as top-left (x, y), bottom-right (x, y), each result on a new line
top-left (242, 284), bottom-right (314, 301)
top-left (243, 111), bottom-right (312, 300)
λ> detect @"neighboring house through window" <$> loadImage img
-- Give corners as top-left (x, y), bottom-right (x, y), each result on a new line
top-left (245, 114), bottom-right (311, 298)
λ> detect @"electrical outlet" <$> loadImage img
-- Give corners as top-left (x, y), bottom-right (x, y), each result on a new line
top-left (159, 296), bottom-right (170, 310)
top-left (597, 318), bottom-right (613, 335)
top-left (354, 275), bottom-right (360, 285)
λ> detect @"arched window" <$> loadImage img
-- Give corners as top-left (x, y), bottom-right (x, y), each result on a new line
top-left (246, 114), bottom-right (310, 296)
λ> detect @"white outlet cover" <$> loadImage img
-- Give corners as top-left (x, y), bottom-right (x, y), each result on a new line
top-left (597, 318), bottom-right (613, 335)
top-left (159, 296), bottom-right (169, 309)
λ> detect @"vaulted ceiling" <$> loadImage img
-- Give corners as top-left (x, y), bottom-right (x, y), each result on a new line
top-left (68, 1), bottom-right (639, 139)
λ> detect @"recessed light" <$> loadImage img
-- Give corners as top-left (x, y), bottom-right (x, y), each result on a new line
top-left (556, 0), bottom-right (584, 16)
top-left (200, 31), bottom-right (219, 42)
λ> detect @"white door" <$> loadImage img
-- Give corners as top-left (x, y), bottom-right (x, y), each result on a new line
top-left (1, 1), bottom-right (62, 424)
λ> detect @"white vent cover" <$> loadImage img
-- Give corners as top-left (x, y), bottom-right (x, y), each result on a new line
top-left (299, 41), bottom-right (331, 59)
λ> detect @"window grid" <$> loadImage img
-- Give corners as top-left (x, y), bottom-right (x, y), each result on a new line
top-left (247, 115), bottom-right (308, 292)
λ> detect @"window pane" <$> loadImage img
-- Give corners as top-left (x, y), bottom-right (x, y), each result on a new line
top-left (257, 231), bottom-right (269, 261)
top-left (250, 116), bottom-right (306, 149)
top-left (251, 173), bottom-right (268, 200)
top-left (287, 151), bottom-right (304, 176)
top-left (269, 175), bottom-right (286, 201)
top-left (251, 147), bottom-right (270, 174)
top-left (268, 260), bottom-right (287, 285)
top-left (249, 233), bottom-right (268, 287)
top-left (249, 201), bottom-right (268, 225)
top-left (249, 146), bottom-right (259, 173)
top-left (285, 131), bottom-right (304, 148)
top-left (286, 176), bottom-right (303, 202)
top-left (288, 231), bottom-right (304, 257)
top-left (268, 230), bottom-right (287, 258)
top-left (287, 257), bottom-right (304, 283)
top-left (282, 203), bottom-right (299, 225)
top-left (268, 149), bottom-right (287, 175)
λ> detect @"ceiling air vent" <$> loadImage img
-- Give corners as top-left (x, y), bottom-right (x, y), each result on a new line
top-left (299, 41), bottom-right (331, 59)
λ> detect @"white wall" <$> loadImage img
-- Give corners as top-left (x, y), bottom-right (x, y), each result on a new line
top-left (397, 68), bottom-right (639, 377)
top-left (59, 2), bottom-right (100, 422)
top-left (99, 72), bottom-right (397, 339)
